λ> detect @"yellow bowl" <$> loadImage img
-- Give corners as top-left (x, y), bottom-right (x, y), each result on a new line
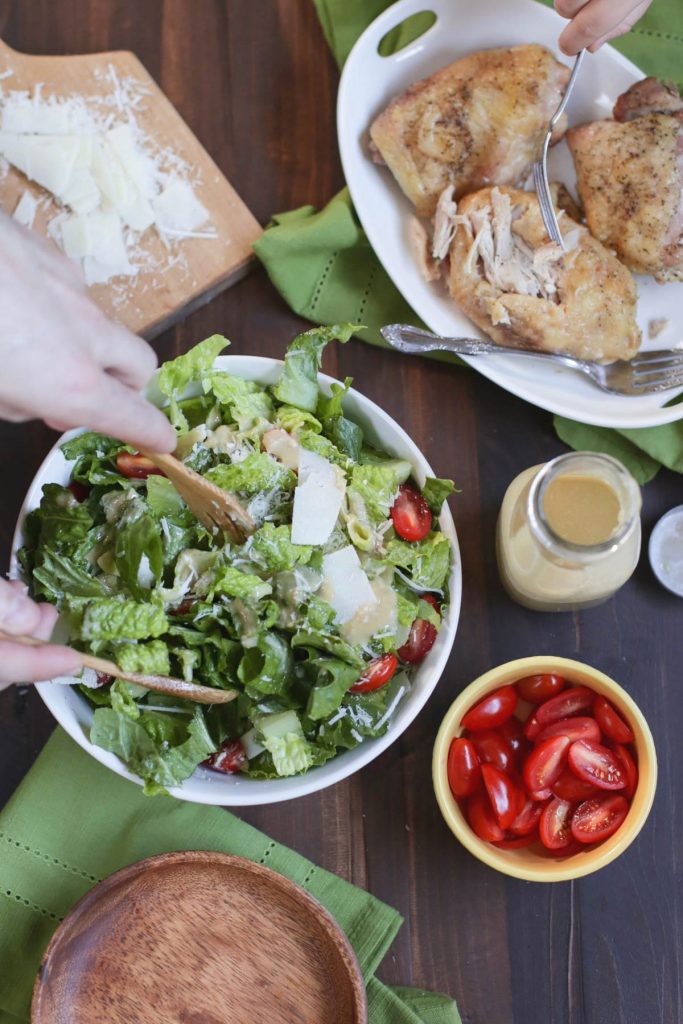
top-left (432, 656), bottom-right (657, 882)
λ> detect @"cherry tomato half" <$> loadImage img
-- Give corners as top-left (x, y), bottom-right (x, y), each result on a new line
top-left (470, 729), bottom-right (516, 773)
top-left (535, 716), bottom-right (601, 747)
top-left (523, 735), bottom-right (571, 794)
top-left (552, 769), bottom-right (598, 802)
top-left (492, 834), bottom-right (538, 849)
top-left (593, 696), bottom-right (634, 744)
top-left (523, 711), bottom-right (542, 741)
top-left (447, 738), bottom-right (482, 800)
top-left (349, 653), bottom-right (398, 693)
top-left (390, 484), bottom-right (432, 542)
top-left (510, 797), bottom-right (545, 836)
top-left (539, 797), bottom-right (574, 850)
top-left (611, 743), bottom-right (638, 800)
top-left (116, 451), bottom-right (165, 479)
top-left (397, 595), bottom-right (439, 664)
top-left (567, 739), bottom-right (625, 791)
top-left (481, 764), bottom-right (524, 830)
top-left (516, 673), bottom-right (567, 704)
top-left (204, 739), bottom-right (246, 774)
top-left (67, 481), bottom-right (90, 502)
top-left (466, 789), bottom-right (505, 843)
top-left (461, 685), bottom-right (518, 732)
top-left (571, 794), bottom-right (629, 844)
top-left (534, 686), bottom-right (595, 728)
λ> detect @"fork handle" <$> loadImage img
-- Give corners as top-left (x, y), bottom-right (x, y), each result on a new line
top-left (382, 324), bottom-right (589, 369)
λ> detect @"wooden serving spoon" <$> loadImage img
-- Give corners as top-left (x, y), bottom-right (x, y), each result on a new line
top-left (0, 631), bottom-right (238, 705)
top-left (139, 449), bottom-right (255, 544)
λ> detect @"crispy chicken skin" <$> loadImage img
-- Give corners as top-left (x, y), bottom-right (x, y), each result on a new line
top-left (444, 186), bottom-right (640, 362)
top-left (567, 78), bottom-right (683, 283)
top-left (369, 44), bottom-right (570, 218)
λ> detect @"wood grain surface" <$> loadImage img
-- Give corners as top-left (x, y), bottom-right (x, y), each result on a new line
top-left (32, 851), bottom-right (366, 1024)
top-left (0, 36), bottom-right (262, 338)
top-left (0, 4), bottom-right (681, 1023)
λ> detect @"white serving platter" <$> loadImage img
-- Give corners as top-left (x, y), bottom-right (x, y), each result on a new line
top-left (338, 0), bottom-right (683, 428)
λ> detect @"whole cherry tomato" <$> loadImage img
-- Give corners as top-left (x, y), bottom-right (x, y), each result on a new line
top-left (571, 794), bottom-right (629, 844)
top-left (481, 764), bottom-right (525, 830)
top-left (350, 653), bottom-right (398, 693)
top-left (470, 729), bottom-right (516, 773)
top-left (461, 685), bottom-right (517, 732)
top-left (593, 696), bottom-right (634, 744)
top-left (390, 484), bottom-right (432, 542)
top-left (523, 735), bottom-right (571, 794)
top-left (498, 716), bottom-right (529, 762)
top-left (523, 711), bottom-right (542, 741)
top-left (447, 738), bottom-right (481, 800)
top-left (567, 739), bottom-right (625, 791)
top-left (539, 797), bottom-right (574, 850)
top-left (534, 686), bottom-right (595, 728)
top-left (466, 789), bottom-right (505, 843)
top-left (510, 797), bottom-right (545, 836)
top-left (535, 716), bottom-right (601, 746)
top-left (397, 595), bottom-right (439, 664)
top-left (516, 673), bottom-right (567, 704)
top-left (204, 739), bottom-right (246, 774)
top-left (611, 743), bottom-right (638, 800)
top-left (116, 451), bottom-right (165, 479)
top-left (552, 769), bottom-right (598, 802)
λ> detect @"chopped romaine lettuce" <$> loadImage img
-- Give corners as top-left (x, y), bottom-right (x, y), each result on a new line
top-left (248, 523), bottom-right (313, 572)
top-left (421, 477), bottom-right (456, 515)
top-left (386, 533), bottom-right (451, 591)
top-left (158, 335), bottom-right (230, 429)
top-left (80, 598), bottom-right (168, 641)
top-left (349, 459), bottom-right (412, 522)
top-left (272, 323), bottom-right (358, 412)
top-left (205, 452), bottom-right (295, 496)
top-left (204, 372), bottom-right (274, 429)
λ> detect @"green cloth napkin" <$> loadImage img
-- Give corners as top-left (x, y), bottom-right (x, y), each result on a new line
top-left (0, 729), bottom-right (460, 1024)
top-left (254, 0), bottom-right (683, 485)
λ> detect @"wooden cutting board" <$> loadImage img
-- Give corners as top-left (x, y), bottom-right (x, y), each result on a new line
top-left (0, 38), bottom-right (262, 339)
top-left (31, 851), bottom-right (367, 1024)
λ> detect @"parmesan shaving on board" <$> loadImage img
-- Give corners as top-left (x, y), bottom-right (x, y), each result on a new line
top-left (0, 66), bottom-right (217, 288)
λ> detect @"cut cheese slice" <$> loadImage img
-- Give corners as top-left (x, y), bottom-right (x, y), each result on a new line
top-left (13, 190), bottom-right (38, 228)
top-left (106, 124), bottom-right (156, 197)
top-left (320, 546), bottom-right (378, 624)
top-left (1, 97), bottom-right (75, 135)
top-left (152, 179), bottom-right (210, 234)
top-left (291, 448), bottom-right (345, 546)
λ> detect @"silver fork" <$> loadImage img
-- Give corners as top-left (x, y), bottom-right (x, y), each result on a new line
top-left (381, 324), bottom-right (683, 396)
top-left (532, 49), bottom-right (585, 247)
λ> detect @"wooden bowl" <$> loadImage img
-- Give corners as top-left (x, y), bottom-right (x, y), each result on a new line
top-left (32, 851), bottom-right (367, 1024)
top-left (432, 656), bottom-right (657, 882)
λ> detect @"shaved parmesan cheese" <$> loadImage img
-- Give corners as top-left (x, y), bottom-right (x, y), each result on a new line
top-left (341, 575), bottom-right (397, 645)
top-left (2, 96), bottom-right (75, 134)
top-left (291, 448), bottom-right (345, 545)
top-left (13, 189), bottom-right (38, 228)
top-left (106, 123), bottom-right (156, 197)
top-left (152, 179), bottom-right (210, 234)
top-left (320, 546), bottom-right (378, 624)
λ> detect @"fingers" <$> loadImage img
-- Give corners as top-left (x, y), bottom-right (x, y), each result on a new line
top-left (84, 370), bottom-right (177, 453)
top-left (89, 317), bottom-right (159, 391)
top-left (0, 576), bottom-right (45, 636)
top-left (0, 579), bottom-right (81, 688)
top-left (554, 0), bottom-right (589, 18)
top-left (558, 0), bottom-right (652, 54)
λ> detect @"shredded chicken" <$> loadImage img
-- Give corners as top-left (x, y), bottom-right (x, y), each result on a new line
top-left (431, 186), bottom-right (462, 260)
top-left (648, 317), bottom-right (670, 339)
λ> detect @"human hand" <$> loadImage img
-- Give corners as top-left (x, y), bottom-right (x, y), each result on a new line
top-left (0, 579), bottom-right (82, 689)
top-left (0, 213), bottom-right (176, 452)
top-left (555, 0), bottom-right (655, 55)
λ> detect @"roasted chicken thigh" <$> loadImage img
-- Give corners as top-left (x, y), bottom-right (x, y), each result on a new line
top-left (567, 78), bottom-right (683, 283)
top-left (441, 186), bottom-right (640, 362)
top-left (369, 44), bottom-right (570, 217)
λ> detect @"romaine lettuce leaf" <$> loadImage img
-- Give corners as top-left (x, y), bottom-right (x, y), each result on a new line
top-left (110, 679), bottom-right (144, 719)
top-left (421, 477), bottom-right (456, 515)
top-left (158, 335), bottom-right (229, 429)
top-left (146, 475), bottom-right (186, 517)
top-left (275, 406), bottom-right (322, 435)
top-left (32, 550), bottom-right (106, 603)
top-left (80, 598), bottom-right (168, 641)
top-left (349, 460), bottom-right (412, 522)
top-left (249, 523), bottom-right (312, 572)
top-left (205, 452), bottom-right (294, 496)
top-left (114, 639), bottom-right (170, 675)
top-left (298, 430), bottom-right (352, 470)
top-left (115, 513), bottom-right (164, 600)
top-left (385, 533), bottom-right (451, 591)
top-left (209, 565), bottom-right (272, 603)
top-left (316, 378), bottom-right (363, 461)
top-left (237, 631), bottom-right (293, 697)
top-left (254, 709), bottom-right (313, 777)
top-left (272, 323), bottom-right (358, 412)
top-left (30, 484), bottom-right (93, 556)
top-left (304, 656), bottom-right (359, 720)
top-left (204, 373), bottom-right (273, 429)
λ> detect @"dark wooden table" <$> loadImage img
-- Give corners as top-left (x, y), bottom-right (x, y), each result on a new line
top-left (0, 3), bottom-right (681, 1022)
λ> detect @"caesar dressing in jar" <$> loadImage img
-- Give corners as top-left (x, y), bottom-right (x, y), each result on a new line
top-left (496, 452), bottom-right (642, 612)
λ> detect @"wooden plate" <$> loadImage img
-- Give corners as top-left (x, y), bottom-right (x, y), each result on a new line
top-left (32, 851), bottom-right (367, 1024)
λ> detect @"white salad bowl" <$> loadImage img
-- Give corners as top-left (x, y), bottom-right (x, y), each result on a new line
top-left (10, 355), bottom-right (462, 805)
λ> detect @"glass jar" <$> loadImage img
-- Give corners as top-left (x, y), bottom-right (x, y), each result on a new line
top-left (496, 452), bottom-right (642, 612)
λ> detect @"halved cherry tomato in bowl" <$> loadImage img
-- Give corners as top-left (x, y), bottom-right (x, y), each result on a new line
top-left (611, 743), bottom-right (638, 800)
top-left (539, 797), bottom-right (574, 850)
top-left (534, 686), bottom-right (595, 727)
top-left (397, 594), bottom-right (439, 664)
top-left (203, 739), bottom-right (246, 774)
top-left (492, 834), bottom-right (538, 849)
top-left (571, 794), bottom-right (629, 844)
top-left (481, 764), bottom-right (525, 830)
top-left (523, 735), bottom-right (571, 794)
top-left (516, 673), bottom-right (566, 703)
top-left (510, 797), bottom-right (545, 836)
top-left (535, 716), bottom-right (601, 746)
top-left (498, 716), bottom-right (529, 762)
top-left (593, 696), bottom-right (634, 744)
top-left (390, 484), bottom-right (432, 542)
top-left (461, 685), bottom-right (517, 732)
top-left (523, 711), bottom-right (542, 741)
top-left (470, 729), bottom-right (516, 773)
top-left (567, 739), bottom-right (625, 791)
top-left (447, 738), bottom-right (481, 800)
top-left (116, 451), bottom-right (165, 479)
top-left (349, 653), bottom-right (398, 693)
top-left (67, 481), bottom-right (90, 502)
top-left (552, 769), bottom-right (598, 802)
top-left (466, 789), bottom-right (505, 843)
